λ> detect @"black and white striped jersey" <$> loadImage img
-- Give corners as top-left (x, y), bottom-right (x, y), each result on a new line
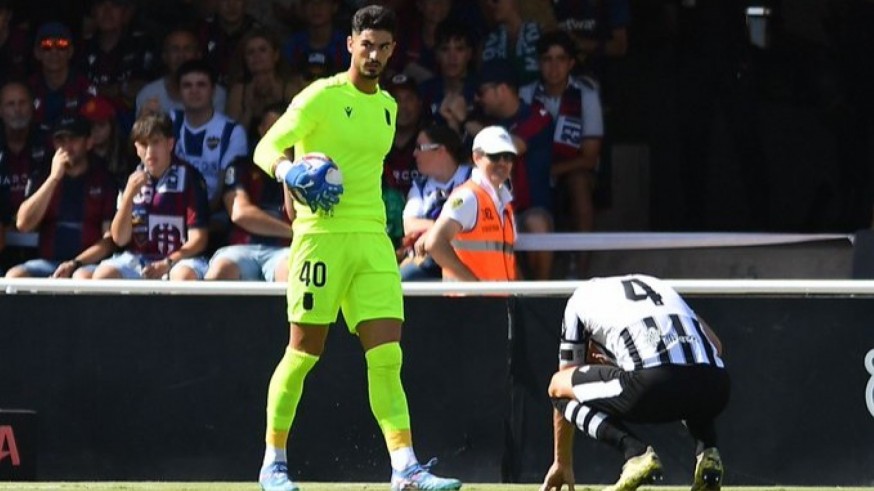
top-left (560, 274), bottom-right (725, 371)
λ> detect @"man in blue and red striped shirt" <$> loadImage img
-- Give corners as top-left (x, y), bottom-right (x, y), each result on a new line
top-left (5, 115), bottom-right (117, 278)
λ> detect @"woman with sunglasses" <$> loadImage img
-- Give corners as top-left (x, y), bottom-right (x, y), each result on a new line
top-left (399, 123), bottom-right (472, 281)
top-left (424, 125), bottom-right (519, 281)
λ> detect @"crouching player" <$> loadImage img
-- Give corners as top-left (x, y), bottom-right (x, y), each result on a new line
top-left (541, 274), bottom-right (729, 491)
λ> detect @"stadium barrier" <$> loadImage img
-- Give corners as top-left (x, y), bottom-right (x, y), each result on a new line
top-left (1, 278), bottom-right (873, 485)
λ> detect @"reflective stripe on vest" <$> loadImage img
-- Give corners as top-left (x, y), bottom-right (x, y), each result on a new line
top-left (443, 180), bottom-right (517, 281)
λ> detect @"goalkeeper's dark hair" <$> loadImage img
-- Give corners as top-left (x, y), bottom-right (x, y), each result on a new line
top-left (130, 112), bottom-right (174, 143)
top-left (421, 123), bottom-right (464, 164)
top-left (351, 5), bottom-right (396, 36)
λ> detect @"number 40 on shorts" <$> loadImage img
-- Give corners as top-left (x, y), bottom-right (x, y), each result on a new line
top-left (299, 260), bottom-right (327, 287)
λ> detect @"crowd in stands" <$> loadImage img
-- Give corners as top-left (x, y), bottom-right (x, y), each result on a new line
top-left (0, 0), bottom-right (629, 281)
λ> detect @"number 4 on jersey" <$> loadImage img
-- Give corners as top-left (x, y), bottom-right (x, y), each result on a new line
top-left (622, 279), bottom-right (664, 305)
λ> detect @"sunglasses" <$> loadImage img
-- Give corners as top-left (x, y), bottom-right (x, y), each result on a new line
top-left (486, 152), bottom-right (516, 163)
top-left (415, 143), bottom-right (442, 152)
top-left (39, 38), bottom-right (72, 51)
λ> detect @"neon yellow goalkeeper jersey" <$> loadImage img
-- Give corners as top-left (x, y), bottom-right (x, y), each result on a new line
top-left (254, 72), bottom-right (398, 235)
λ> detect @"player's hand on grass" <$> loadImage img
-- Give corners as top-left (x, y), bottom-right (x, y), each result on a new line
top-left (540, 461), bottom-right (575, 491)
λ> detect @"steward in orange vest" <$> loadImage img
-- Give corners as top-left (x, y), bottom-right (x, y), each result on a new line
top-left (425, 125), bottom-right (519, 281)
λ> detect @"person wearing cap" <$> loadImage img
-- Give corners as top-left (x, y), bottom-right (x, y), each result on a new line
top-left (80, 94), bottom-right (136, 187)
top-left (520, 29), bottom-right (603, 278)
top-left (135, 26), bottom-right (228, 118)
top-left (423, 125), bottom-right (519, 281)
top-left (92, 112), bottom-right (211, 281)
top-left (281, 0), bottom-right (349, 82)
top-left (29, 21), bottom-right (95, 128)
top-left (464, 59), bottom-right (556, 280)
top-left (81, 0), bottom-right (157, 126)
top-left (383, 72), bottom-right (425, 196)
top-left (5, 115), bottom-right (117, 279)
top-left (399, 123), bottom-right (472, 281)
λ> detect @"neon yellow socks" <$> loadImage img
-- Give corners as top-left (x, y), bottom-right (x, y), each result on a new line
top-left (365, 342), bottom-right (415, 469)
top-left (265, 347), bottom-right (319, 449)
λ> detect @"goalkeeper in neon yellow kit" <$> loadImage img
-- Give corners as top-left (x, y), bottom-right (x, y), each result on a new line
top-left (252, 5), bottom-right (462, 491)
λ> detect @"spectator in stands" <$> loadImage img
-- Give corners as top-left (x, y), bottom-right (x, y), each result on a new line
top-left (226, 28), bottom-right (303, 137)
top-left (5, 116), bottom-right (116, 279)
top-left (171, 59), bottom-right (248, 214)
top-left (550, 0), bottom-right (629, 79)
top-left (424, 125), bottom-right (518, 281)
top-left (80, 95), bottom-right (135, 187)
top-left (93, 112), bottom-right (210, 280)
top-left (520, 30), bottom-right (603, 278)
top-left (205, 103), bottom-right (291, 281)
top-left (480, 0), bottom-right (543, 86)
top-left (0, 81), bottom-right (50, 218)
top-left (29, 21), bottom-right (95, 128)
top-left (199, 0), bottom-right (263, 86)
top-left (383, 73), bottom-right (425, 196)
top-left (136, 27), bottom-right (228, 117)
top-left (389, 0), bottom-right (453, 83)
top-left (419, 20), bottom-right (477, 131)
top-left (282, 0), bottom-right (350, 80)
top-left (465, 60), bottom-right (555, 280)
top-left (79, 0), bottom-right (157, 128)
top-left (400, 123), bottom-right (472, 281)
top-left (0, 1), bottom-right (31, 85)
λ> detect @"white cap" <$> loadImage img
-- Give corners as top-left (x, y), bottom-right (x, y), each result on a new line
top-left (472, 125), bottom-right (518, 155)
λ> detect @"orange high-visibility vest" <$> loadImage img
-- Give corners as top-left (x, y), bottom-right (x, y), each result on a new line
top-left (444, 181), bottom-right (518, 281)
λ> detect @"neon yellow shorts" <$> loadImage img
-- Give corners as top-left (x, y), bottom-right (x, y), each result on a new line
top-left (286, 232), bottom-right (404, 331)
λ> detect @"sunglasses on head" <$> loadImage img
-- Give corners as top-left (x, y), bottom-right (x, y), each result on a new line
top-left (415, 143), bottom-right (442, 152)
top-left (39, 38), bottom-right (71, 51)
top-left (486, 152), bottom-right (516, 163)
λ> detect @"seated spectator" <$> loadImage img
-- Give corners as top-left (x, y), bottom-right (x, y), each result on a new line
top-left (198, 0), bottom-right (263, 86)
top-left (6, 116), bottom-right (116, 279)
top-left (0, 154), bottom-right (8, 274)
top-left (424, 125), bottom-right (518, 281)
top-left (80, 95), bottom-right (136, 187)
top-left (419, 20), bottom-right (477, 131)
top-left (0, 1), bottom-right (32, 85)
top-left (136, 26), bottom-right (228, 117)
top-left (205, 103), bottom-right (291, 281)
top-left (226, 28), bottom-right (303, 137)
top-left (520, 30), bottom-right (603, 277)
top-left (400, 123), bottom-right (472, 281)
top-left (480, 0), bottom-right (543, 86)
top-left (93, 112), bottom-right (210, 280)
top-left (389, 0), bottom-right (453, 83)
top-left (551, 0), bottom-right (629, 79)
top-left (383, 73), bottom-right (425, 196)
top-left (29, 21), bottom-right (96, 128)
top-left (464, 60), bottom-right (555, 280)
top-left (0, 81), bottom-right (51, 217)
top-left (79, 0), bottom-right (157, 129)
top-left (171, 59), bottom-right (248, 213)
top-left (282, 0), bottom-right (350, 79)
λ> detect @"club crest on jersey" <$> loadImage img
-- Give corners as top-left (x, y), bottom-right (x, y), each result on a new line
top-left (206, 136), bottom-right (221, 150)
top-left (149, 214), bottom-right (185, 255)
top-left (450, 197), bottom-right (463, 209)
top-left (224, 166), bottom-right (236, 186)
top-left (344, 106), bottom-right (353, 117)
top-left (645, 326), bottom-right (662, 347)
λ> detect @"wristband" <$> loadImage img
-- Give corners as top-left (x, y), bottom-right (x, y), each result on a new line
top-left (164, 257), bottom-right (175, 268)
top-left (71, 259), bottom-right (83, 269)
top-left (275, 159), bottom-right (293, 182)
